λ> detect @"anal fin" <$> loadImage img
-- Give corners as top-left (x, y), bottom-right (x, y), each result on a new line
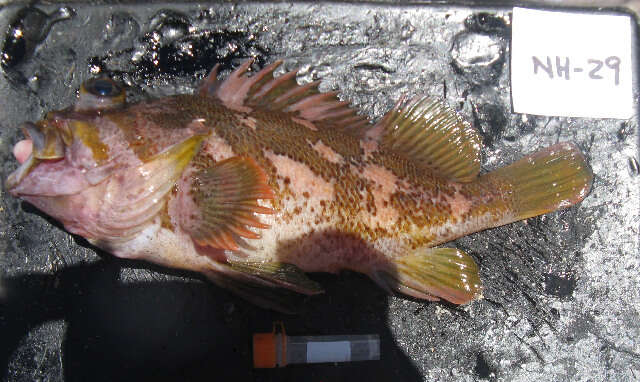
top-left (373, 247), bottom-right (482, 304)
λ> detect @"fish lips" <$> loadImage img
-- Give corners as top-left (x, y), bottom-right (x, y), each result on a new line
top-left (6, 119), bottom-right (109, 196)
top-left (6, 156), bottom-right (92, 197)
top-left (5, 153), bottom-right (39, 193)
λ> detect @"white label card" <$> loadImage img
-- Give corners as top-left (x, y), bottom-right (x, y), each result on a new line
top-left (511, 7), bottom-right (634, 119)
top-left (306, 341), bottom-right (351, 363)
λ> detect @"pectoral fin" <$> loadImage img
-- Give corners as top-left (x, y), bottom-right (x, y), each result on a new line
top-left (180, 156), bottom-right (275, 251)
top-left (373, 247), bottom-right (482, 304)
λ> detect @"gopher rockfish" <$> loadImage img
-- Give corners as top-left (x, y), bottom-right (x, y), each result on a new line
top-left (7, 60), bottom-right (592, 312)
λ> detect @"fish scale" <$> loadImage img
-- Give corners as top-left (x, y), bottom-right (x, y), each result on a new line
top-left (6, 62), bottom-right (592, 312)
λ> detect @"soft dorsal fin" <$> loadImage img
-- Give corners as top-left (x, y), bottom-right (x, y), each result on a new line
top-left (198, 59), bottom-right (370, 132)
top-left (179, 155), bottom-right (275, 251)
top-left (375, 96), bottom-right (482, 182)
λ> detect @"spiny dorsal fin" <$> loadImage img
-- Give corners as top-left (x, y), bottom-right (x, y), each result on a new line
top-left (376, 96), bottom-right (482, 182)
top-left (180, 155), bottom-right (275, 251)
top-left (198, 59), bottom-right (370, 132)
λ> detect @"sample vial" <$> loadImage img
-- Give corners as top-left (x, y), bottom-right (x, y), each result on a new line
top-left (253, 323), bottom-right (380, 368)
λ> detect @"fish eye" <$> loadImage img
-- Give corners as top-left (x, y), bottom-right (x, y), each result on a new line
top-left (83, 77), bottom-right (123, 98)
top-left (76, 77), bottom-right (126, 111)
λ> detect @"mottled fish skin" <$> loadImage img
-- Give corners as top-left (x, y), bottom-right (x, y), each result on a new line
top-left (97, 94), bottom-right (502, 273)
top-left (6, 65), bottom-right (592, 310)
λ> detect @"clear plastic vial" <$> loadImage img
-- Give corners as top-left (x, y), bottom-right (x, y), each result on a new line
top-left (253, 323), bottom-right (380, 368)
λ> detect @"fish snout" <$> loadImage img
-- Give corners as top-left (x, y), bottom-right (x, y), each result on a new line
top-left (6, 121), bottom-right (67, 193)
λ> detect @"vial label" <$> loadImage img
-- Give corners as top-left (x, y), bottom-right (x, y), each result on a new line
top-left (306, 341), bottom-right (351, 363)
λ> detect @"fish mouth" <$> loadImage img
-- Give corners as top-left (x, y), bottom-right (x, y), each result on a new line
top-left (7, 129), bottom-right (110, 197)
top-left (6, 121), bottom-right (67, 193)
top-left (6, 139), bottom-right (38, 193)
top-left (6, 149), bottom-right (93, 197)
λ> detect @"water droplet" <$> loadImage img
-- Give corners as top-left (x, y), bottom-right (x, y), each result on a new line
top-left (138, 29), bottom-right (266, 79)
top-left (451, 32), bottom-right (505, 85)
top-left (89, 62), bottom-right (102, 75)
top-left (1, 6), bottom-right (74, 70)
top-left (104, 12), bottom-right (140, 51)
top-left (148, 10), bottom-right (191, 46)
top-left (27, 74), bottom-right (40, 91)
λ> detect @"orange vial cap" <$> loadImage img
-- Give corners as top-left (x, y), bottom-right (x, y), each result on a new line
top-left (253, 332), bottom-right (277, 368)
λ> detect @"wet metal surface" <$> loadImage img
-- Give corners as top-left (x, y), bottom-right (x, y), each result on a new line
top-left (0, 2), bottom-right (638, 381)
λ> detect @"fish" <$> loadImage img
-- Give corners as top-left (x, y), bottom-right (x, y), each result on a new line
top-left (6, 59), bottom-right (593, 312)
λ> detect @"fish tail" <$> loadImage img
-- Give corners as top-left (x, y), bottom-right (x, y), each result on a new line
top-left (487, 142), bottom-right (593, 220)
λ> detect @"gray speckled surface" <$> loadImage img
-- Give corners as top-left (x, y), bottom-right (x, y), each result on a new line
top-left (0, 2), bottom-right (638, 381)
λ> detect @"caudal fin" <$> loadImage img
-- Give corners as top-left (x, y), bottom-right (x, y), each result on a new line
top-left (489, 142), bottom-right (593, 220)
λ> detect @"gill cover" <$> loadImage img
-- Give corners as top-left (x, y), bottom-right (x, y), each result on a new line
top-left (91, 135), bottom-right (205, 240)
